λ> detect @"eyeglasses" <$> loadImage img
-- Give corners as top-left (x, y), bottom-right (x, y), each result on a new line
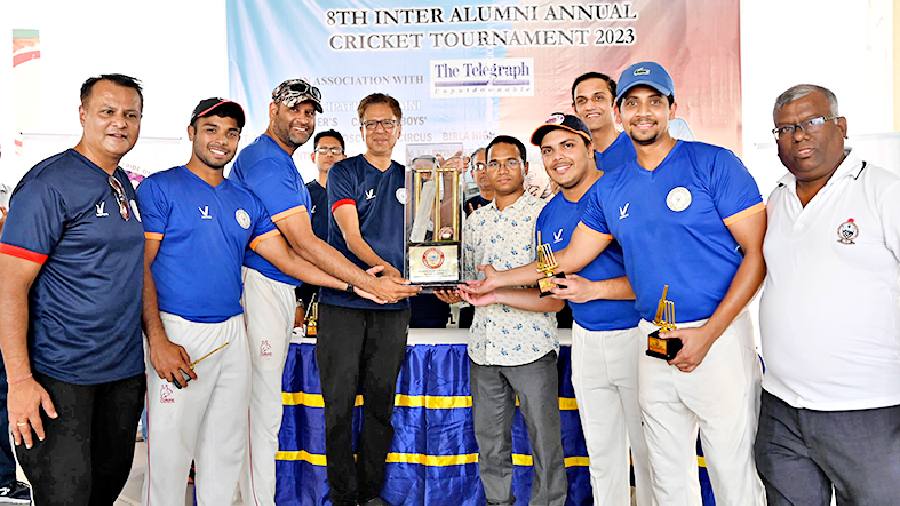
top-left (287, 82), bottom-right (321, 101)
top-left (362, 119), bottom-right (399, 131)
top-left (772, 115), bottom-right (839, 140)
top-left (471, 162), bottom-right (487, 172)
top-left (486, 158), bottom-right (523, 171)
top-left (315, 147), bottom-right (343, 156)
top-left (108, 175), bottom-right (130, 221)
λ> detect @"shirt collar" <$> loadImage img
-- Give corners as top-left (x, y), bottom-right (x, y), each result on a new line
top-left (777, 149), bottom-right (862, 190)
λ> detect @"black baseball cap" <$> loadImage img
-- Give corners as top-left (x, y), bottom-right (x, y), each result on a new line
top-left (190, 98), bottom-right (246, 128)
top-left (531, 112), bottom-right (592, 146)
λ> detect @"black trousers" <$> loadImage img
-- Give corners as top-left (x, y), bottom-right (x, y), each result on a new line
top-left (16, 372), bottom-right (145, 506)
top-left (316, 304), bottom-right (410, 506)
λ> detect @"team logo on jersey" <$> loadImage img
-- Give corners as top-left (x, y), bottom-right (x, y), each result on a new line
top-left (130, 199), bottom-right (142, 222)
top-left (199, 206), bottom-right (213, 220)
top-left (422, 247), bottom-right (445, 269)
top-left (666, 187), bottom-right (692, 212)
top-left (552, 228), bottom-right (564, 244)
top-left (837, 218), bottom-right (859, 245)
top-left (396, 188), bottom-right (407, 204)
top-left (310, 204), bottom-right (317, 215)
top-left (159, 384), bottom-right (175, 404)
top-left (95, 202), bottom-right (109, 217)
top-left (365, 188), bottom-right (376, 200)
top-left (260, 339), bottom-right (273, 358)
top-left (619, 202), bottom-right (630, 220)
top-left (235, 209), bottom-right (251, 230)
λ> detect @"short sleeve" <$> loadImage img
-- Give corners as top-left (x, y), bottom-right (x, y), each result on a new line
top-left (248, 194), bottom-right (279, 250)
top-left (240, 158), bottom-right (309, 222)
top-left (710, 150), bottom-right (765, 226)
top-left (880, 180), bottom-right (900, 261)
top-left (579, 184), bottom-right (611, 235)
top-left (135, 178), bottom-right (169, 239)
top-left (327, 161), bottom-right (358, 212)
top-left (0, 179), bottom-right (66, 264)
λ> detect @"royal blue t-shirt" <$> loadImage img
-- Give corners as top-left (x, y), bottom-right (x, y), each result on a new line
top-left (137, 166), bottom-right (278, 323)
top-left (0, 149), bottom-right (144, 385)
top-left (228, 134), bottom-right (312, 286)
top-left (320, 155), bottom-right (408, 310)
top-left (537, 179), bottom-right (640, 331)
top-left (581, 141), bottom-right (764, 322)
top-left (594, 131), bottom-right (636, 172)
top-left (306, 179), bottom-right (329, 240)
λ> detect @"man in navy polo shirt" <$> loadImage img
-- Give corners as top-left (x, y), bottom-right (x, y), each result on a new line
top-left (468, 62), bottom-right (767, 504)
top-left (229, 80), bottom-right (416, 506)
top-left (533, 113), bottom-right (651, 505)
top-left (139, 98), bottom-right (377, 505)
top-left (0, 74), bottom-right (146, 504)
top-left (318, 93), bottom-right (419, 506)
top-left (571, 71), bottom-right (635, 171)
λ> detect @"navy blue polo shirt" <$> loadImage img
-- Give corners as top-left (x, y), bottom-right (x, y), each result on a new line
top-left (137, 166), bottom-right (279, 323)
top-left (306, 179), bottom-right (329, 240)
top-left (581, 141), bottom-right (764, 322)
top-left (229, 134), bottom-right (312, 286)
top-left (0, 149), bottom-right (144, 385)
top-left (320, 155), bottom-right (408, 310)
top-left (594, 131), bottom-right (636, 172)
top-left (536, 179), bottom-right (640, 331)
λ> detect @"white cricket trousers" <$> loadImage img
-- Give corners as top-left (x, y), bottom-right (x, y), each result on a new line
top-left (143, 312), bottom-right (250, 506)
top-left (571, 323), bottom-right (654, 506)
top-left (637, 311), bottom-right (764, 506)
top-left (240, 268), bottom-right (296, 506)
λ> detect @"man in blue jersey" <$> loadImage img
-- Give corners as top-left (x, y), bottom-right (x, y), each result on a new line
top-left (139, 98), bottom-right (380, 505)
top-left (0, 74), bottom-right (146, 504)
top-left (532, 113), bottom-right (651, 505)
top-left (317, 93), bottom-right (421, 506)
top-left (297, 129), bottom-right (346, 312)
top-left (467, 62), bottom-right (767, 504)
top-left (229, 80), bottom-right (417, 506)
top-left (571, 71), bottom-right (635, 171)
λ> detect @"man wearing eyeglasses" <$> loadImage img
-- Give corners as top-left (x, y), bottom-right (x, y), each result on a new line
top-left (465, 62), bottom-right (767, 504)
top-left (443, 135), bottom-right (567, 506)
top-left (229, 80), bottom-right (417, 506)
top-left (755, 84), bottom-right (900, 504)
top-left (464, 147), bottom-right (493, 215)
top-left (571, 71), bottom-right (635, 172)
top-left (0, 74), bottom-right (146, 504)
top-left (296, 129), bottom-right (347, 313)
top-left (316, 93), bottom-right (422, 506)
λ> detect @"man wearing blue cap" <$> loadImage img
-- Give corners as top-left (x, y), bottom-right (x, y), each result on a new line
top-left (465, 62), bottom-right (767, 504)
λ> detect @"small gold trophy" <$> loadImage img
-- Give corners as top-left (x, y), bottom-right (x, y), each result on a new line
top-left (646, 285), bottom-right (682, 360)
top-left (172, 341), bottom-right (230, 389)
top-left (536, 231), bottom-right (565, 297)
top-left (304, 294), bottom-right (318, 337)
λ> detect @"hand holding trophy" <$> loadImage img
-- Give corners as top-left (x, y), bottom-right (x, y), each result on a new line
top-left (645, 285), bottom-right (683, 360)
top-left (536, 231), bottom-right (566, 297)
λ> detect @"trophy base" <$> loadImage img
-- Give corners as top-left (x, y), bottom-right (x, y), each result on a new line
top-left (305, 322), bottom-right (317, 337)
top-left (645, 330), bottom-right (682, 360)
top-left (416, 283), bottom-right (461, 294)
top-left (538, 272), bottom-right (566, 297)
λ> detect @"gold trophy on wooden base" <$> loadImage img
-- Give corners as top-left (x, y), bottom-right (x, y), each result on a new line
top-left (646, 285), bottom-right (682, 360)
top-left (304, 293), bottom-right (318, 337)
top-left (536, 231), bottom-right (565, 297)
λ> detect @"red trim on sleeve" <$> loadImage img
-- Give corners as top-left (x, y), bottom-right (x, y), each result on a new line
top-left (0, 243), bottom-right (48, 264)
top-left (331, 198), bottom-right (356, 212)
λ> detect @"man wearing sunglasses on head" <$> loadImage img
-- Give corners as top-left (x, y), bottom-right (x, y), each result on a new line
top-left (0, 74), bottom-right (146, 505)
top-left (229, 79), bottom-right (418, 506)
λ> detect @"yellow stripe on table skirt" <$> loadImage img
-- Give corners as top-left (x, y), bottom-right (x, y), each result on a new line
top-left (283, 392), bottom-right (578, 411)
top-left (276, 452), bottom-right (707, 469)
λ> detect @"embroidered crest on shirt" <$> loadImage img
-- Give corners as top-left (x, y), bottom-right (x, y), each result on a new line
top-left (396, 187), bottom-right (407, 204)
top-left (310, 204), bottom-right (317, 215)
top-left (837, 218), bottom-right (859, 245)
top-left (159, 384), bottom-right (175, 404)
top-left (365, 188), bottom-right (376, 200)
top-left (95, 202), bottom-right (109, 217)
top-left (666, 187), bottom-right (692, 212)
top-left (619, 202), bottom-right (630, 220)
top-left (130, 199), bottom-right (142, 222)
top-left (260, 339), bottom-right (273, 357)
top-left (199, 205), bottom-right (213, 220)
top-left (235, 209), bottom-right (251, 230)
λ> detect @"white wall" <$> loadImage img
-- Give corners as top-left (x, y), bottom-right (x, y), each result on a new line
top-left (0, 0), bottom-right (895, 189)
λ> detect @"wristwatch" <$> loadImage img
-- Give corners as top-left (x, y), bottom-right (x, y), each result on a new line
top-left (345, 283), bottom-right (355, 294)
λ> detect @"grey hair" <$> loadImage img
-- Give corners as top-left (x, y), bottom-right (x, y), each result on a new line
top-left (773, 84), bottom-right (839, 117)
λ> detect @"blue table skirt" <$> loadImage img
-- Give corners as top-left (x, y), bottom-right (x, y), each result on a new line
top-left (276, 341), bottom-right (715, 505)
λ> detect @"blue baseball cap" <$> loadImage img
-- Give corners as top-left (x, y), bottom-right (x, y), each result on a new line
top-left (615, 62), bottom-right (675, 104)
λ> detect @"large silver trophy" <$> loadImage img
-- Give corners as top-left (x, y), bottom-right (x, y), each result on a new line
top-left (404, 155), bottom-right (463, 292)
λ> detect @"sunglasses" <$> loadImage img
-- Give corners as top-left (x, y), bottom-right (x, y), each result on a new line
top-left (108, 175), bottom-right (130, 221)
top-left (288, 82), bottom-right (322, 101)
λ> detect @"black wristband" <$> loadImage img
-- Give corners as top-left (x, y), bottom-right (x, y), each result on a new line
top-left (345, 283), bottom-right (355, 294)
